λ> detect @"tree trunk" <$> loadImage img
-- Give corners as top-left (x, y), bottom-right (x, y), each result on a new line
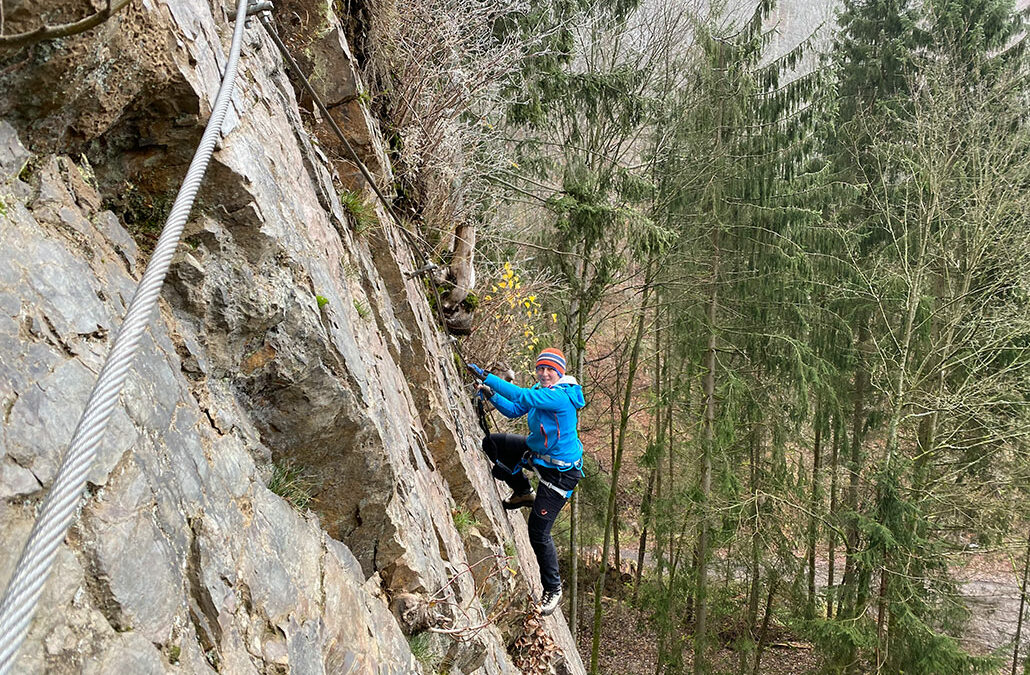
top-left (806, 402), bottom-right (823, 619)
top-left (613, 412), bottom-right (622, 597)
top-left (874, 232), bottom-right (926, 667)
top-left (840, 316), bottom-right (869, 622)
top-left (752, 574), bottom-right (779, 675)
top-left (876, 559), bottom-right (889, 670)
top-left (669, 348), bottom-right (677, 596)
top-left (662, 518), bottom-right (691, 675)
top-left (827, 417), bottom-right (840, 619)
top-left (614, 503), bottom-right (622, 596)
top-left (569, 298), bottom-right (587, 640)
top-left (694, 246), bottom-right (719, 675)
top-left (442, 220), bottom-right (476, 337)
top-left (656, 442), bottom-right (665, 586)
top-left (589, 263), bottom-right (654, 674)
top-left (634, 467), bottom-right (656, 602)
top-left (637, 313), bottom-right (665, 601)
top-left (1012, 529), bottom-right (1030, 675)
top-left (739, 424), bottom-right (762, 675)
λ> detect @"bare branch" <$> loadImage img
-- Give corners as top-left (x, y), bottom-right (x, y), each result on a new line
top-left (0, 0), bottom-right (133, 49)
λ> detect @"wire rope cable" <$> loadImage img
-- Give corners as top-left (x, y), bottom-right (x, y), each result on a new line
top-left (0, 1), bottom-right (251, 670)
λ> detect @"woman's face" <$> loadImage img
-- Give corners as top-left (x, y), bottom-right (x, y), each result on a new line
top-left (536, 365), bottom-right (560, 387)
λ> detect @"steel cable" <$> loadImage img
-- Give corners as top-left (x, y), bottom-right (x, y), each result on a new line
top-left (0, 1), bottom-right (250, 670)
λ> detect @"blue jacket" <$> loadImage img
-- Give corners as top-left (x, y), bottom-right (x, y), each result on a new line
top-left (483, 372), bottom-right (586, 471)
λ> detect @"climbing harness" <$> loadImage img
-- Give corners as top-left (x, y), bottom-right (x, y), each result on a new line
top-left (537, 477), bottom-right (574, 500)
top-left (533, 453), bottom-right (583, 471)
top-left (0, 2), bottom-right (252, 672)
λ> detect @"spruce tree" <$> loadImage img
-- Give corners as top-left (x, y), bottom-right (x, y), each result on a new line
top-left (814, 2), bottom-right (923, 670)
top-left (643, 0), bottom-right (827, 669)
top-left (810, 1), bottom-right (1030, 672)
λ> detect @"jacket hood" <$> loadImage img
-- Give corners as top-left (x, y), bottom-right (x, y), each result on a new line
top-left (555, 376), bottom-right (585, 409)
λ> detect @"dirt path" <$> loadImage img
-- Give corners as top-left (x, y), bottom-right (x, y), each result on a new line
top-left (961, 578), bottom-right (1022, 655)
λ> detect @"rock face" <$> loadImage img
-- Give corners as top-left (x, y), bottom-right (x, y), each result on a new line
top-left (0, 2), bottom-right (585, 673)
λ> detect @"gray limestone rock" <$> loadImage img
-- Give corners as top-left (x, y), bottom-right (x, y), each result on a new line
top-left (93, 210), bottom-right (139, 276)
top-left (6, 358), bottom-right (99, 487)
top-left (0, 121), bottom-right (30, 182)
top-left (0, 4), bottom-right (586, 674)
top-left (81, 457), bottom-right (183, 645)
top-left (96, 632), bottom-right (167, 675)
top-left (0, 457), bottom-right (42, 500)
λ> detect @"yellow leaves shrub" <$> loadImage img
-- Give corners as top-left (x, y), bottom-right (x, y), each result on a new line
top-left (464, 261), bottom-right (554, 373)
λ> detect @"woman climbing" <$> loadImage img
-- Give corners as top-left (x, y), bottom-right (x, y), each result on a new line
top-left (466, 348), bottom-right (585, 617)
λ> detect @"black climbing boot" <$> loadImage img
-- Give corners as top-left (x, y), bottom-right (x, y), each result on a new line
top-left (502, 490), bottom-right (535, 510)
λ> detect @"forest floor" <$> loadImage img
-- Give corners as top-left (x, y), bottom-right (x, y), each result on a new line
top-left (575, 597), bottom-right (822, 675)
top-left (571, 546), bottom-right (1026, 674)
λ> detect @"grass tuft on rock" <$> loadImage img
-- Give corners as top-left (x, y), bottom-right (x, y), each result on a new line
top-left (338, 188), bottom-right (377, 235)
top-left (266, 460), bottom-right (314, 511)
top-left (408, 632), bottom-right (442, 671)
top-left (452, 507), bottom-right (479, 539)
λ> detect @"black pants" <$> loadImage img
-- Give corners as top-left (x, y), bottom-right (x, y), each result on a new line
top-left (483, 433), bottom-right (581, 593)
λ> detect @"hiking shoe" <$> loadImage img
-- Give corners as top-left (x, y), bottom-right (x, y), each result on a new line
top-left (539, 587), bottom-right (562, 616)
top-left (502, 490), bottom-right (535, 510)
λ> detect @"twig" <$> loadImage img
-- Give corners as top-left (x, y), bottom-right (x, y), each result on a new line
top-left (0, 0), bottom-right (133, 49)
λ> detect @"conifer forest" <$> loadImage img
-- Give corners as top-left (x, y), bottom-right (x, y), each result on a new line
top-left (389, 0), bottom-right (1030, 671)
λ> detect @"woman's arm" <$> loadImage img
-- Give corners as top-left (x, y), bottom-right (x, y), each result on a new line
top-left (483, 373), bottom-right (569, 412)
top-left (510, 386), bottom-right (569, 411)
top-left (484, 388), bottom-right (528, 418)
top-left (483, 373), bottom-right (523, 401)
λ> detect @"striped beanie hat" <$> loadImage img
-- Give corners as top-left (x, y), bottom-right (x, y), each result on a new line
top-left (535, 348), bottom-right (566, 376)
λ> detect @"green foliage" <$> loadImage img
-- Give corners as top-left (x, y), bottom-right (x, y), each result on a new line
top-left (106, 182), bottom-right (173, 253)
top-left (831, 0), bottom-right (924, 128)
top-left (353, 299), bottom-right (371, 319)
top-left (316, 295), bottom-right (329, 309)
top-left (339, 257), bottom-right (360, 281)
top-left (494, 0), bottom-right (643, 127)
top-left (411, 0), bottom-right (1030, 670)
top-left (806, 614), bottom-right (876, 667)
top-left (572, 454), bottom-right (610, 544)
top-left (167, 645), bottom-right (181, 665)
top-left (338, 189), bottom-right (377, 235)
top-left (928, 0), bottom-right (1025, 76)
top-left (17, 157), bottom-right (36, 183)
top-left (266, 460), bottom-right (314, 511)
top-left (451, 507), bottom-right (479, 539)
top-left (408, 632), bottom-right (442, 670)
